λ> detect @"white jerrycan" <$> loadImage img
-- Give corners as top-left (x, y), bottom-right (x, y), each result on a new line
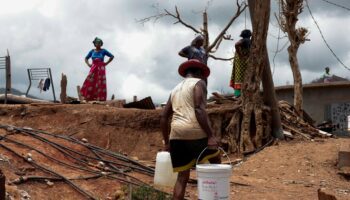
top-left (154, 151), bottom-right (178, 187)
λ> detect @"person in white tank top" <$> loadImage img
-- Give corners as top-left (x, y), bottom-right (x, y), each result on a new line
top-left (161, 59), bottom-right (221, 200)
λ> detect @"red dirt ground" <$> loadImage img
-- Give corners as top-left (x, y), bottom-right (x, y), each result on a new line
top-left (0, 104), bottom-right (349, 200)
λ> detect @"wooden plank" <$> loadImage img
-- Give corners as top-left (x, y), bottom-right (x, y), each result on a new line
top-left (282, 124), bottom-right (311, 140)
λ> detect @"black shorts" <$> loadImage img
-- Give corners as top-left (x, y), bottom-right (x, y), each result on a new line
top-left (169, 138), bottom-right (220, 172)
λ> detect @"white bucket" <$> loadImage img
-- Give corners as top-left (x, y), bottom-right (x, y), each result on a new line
top-left (196, 164), bottom-right (232, 200)
top-left (196, 147), bottom-right (232, 200)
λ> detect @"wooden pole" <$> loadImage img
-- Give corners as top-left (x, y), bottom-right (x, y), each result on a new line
top-left (4, 50), bottom-right (11, 104)
top-left (77, 86), bottom-right (83, 101)
top-left (6, 50), bottom-right (11, 94)
top-left (4, 56), bottom-right (7, 104)
top-left (48, 68), bottom-right (57, 102)
top-left (60, 73), bottom-right (67, 104)
top-left (0, 169), bottom-right (5, 200)
top-left (203, 10), bottom-right (209, 64)
top-left (248, 0), bottom-right (283, 138)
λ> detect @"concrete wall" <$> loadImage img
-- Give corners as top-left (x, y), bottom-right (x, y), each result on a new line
top-left (275, 82), bottom-right (350, 125)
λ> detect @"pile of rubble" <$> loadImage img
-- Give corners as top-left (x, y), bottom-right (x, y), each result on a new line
top-left (279, 100), bottom-right (332, 139)
top-left (208, 93), bottom-right (332, 140)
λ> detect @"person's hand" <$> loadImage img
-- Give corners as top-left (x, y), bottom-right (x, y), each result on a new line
top-left (208, 136), bottom-right (219, 150)
top-left (163, 143), bottom-right (170, 152)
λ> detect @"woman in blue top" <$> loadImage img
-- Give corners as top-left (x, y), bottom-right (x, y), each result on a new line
top-left (178, 35), bottom-right (207, 64)
top-left (81, 37), bottom-right (114, 101)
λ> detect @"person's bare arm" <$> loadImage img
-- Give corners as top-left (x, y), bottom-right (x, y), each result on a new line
top-left (160, 96), bottom-right (173, 151)
top-left (178, 51), bottom-right (187, 57)
top-left (235, 40), bottom-right (243, 57)
top-left (105, 56), bottom-right (114, 66)
top-left (193, 80), bottom-right (218, 148)
top-left (85, 58), bottom-right (91, 67)
top-left (178, 46), bottom-right (190, 58)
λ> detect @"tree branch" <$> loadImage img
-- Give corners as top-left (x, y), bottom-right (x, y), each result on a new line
top-left (137, 6), bottom-right (200, 34)
top-left (136, 13), bottom-right (167, 25)
top-left (207, 0), bottom-right (247, 52)
top-left (164, 6), bottom-right (201, 34)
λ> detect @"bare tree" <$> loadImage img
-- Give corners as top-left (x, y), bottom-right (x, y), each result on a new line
top-left (238, 0), bottom-right (273, 152)
top-left (138, 1), bottom-right (247, 62)
top-left (278, 0), bottom-right (308, 115)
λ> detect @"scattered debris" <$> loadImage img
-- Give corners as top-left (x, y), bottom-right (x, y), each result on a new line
top-left (317, 121), bottom-right (337, 133)
top-left (0, 124), bottom-right (166, 200)
top-left (46, 180), bottom-right (54, 187)
top-left (81, 138), bottom-right (89, 143)
top-left (318, 188), bottom-right (337, 200)
top-left (0, 94), bottom-right (52, 104)
top-left (337, 144), bottom-right (350, 179)
top-left (123, 96), bottom-right (156, 110)
top-left (0, 154), bottom-right (9, 162)
top-left (19, 190), bottom-right (31, 200)
top-left (279, 101), bottom-right (332, 139)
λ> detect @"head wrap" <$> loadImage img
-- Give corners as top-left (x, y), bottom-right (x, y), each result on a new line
top-left (240, 29), bottom-right (252, 38)
top-left (92, 37), bottom-right (103, 46)
top-left (191, 35), bottom-right (205, 46)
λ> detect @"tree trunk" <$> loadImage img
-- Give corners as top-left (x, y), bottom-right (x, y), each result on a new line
top-left (288, 45), bottom-right (303, 115)
top-left (248, 0), bottom-right (283, 139)
top-left (280, 0), bottom-right (307, 117)
top-left (240, 0), bottom-right (272, 153)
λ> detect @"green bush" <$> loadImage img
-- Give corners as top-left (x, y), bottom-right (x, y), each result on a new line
top-left (131, 185), bottom-right (171, 200)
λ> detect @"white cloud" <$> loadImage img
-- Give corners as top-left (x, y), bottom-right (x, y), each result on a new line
top-left (0, 0), bottom-right (349, 103)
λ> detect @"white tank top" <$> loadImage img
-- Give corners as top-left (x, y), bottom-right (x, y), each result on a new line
top-left (170, 78), bottom-right (207, 140)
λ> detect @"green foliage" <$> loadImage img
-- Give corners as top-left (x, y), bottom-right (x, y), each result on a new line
top-left (131, 185), bottom-right (171, 200)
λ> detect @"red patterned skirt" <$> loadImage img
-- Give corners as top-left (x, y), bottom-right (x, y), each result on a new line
top-left (80, 59), bottom-right (107, 101)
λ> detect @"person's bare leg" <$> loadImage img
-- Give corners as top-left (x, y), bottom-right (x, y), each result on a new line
top-left (173, 169), bottom-right (190, 200)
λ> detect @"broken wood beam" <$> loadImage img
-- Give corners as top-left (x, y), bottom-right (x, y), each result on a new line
top-left (282, 123), bottom-right (311, 140)
top-left (60, 73), bottom-right (67, 104)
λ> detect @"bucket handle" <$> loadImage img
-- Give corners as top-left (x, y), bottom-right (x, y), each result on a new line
top-left (196, 146), bottom-right (232, 167)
